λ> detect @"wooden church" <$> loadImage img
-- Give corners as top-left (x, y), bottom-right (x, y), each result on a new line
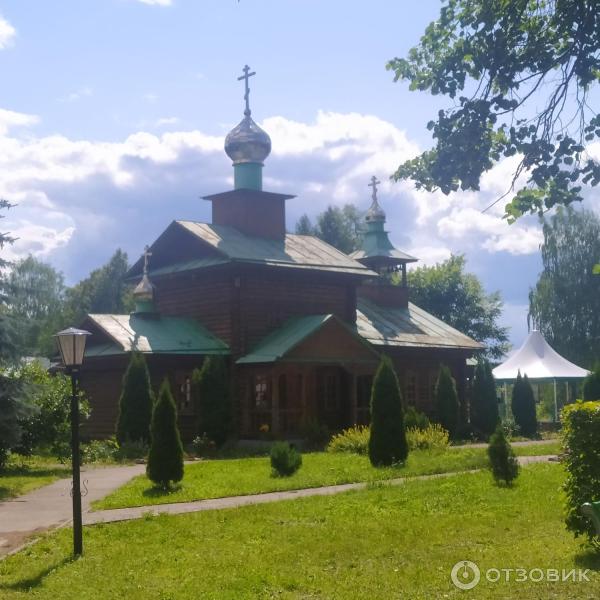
top-left (79, 67), bottom-right (482, 441)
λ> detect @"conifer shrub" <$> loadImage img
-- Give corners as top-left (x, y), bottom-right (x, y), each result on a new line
top-left (434, 366), bottom-right (460, 438)
top-left (368, 356), bottom-right (408, 466)
top-left (562, 401), bottom-right (600, 544)
top-left (404, 406), bottom-right (430, 430)
top-left (270, 441), bottom-right (302, 477)
top-left (147, 379), bottom-right (184, 490)
top-left (191, 356), bottom-right (231, 447)
top-left (583, 364), bottom-right (600, 401)
top-left (470, 360), bottom-right (499, 437)
top-left (487, 423), bottom-right (519, 486)
top-left (511, 372), bottom-right (538, 437)
top-left (116, 352), bottom-right (154, 445)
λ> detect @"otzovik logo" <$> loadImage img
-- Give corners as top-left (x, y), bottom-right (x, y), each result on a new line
top-left (451, 561), bottom-right (481, 590)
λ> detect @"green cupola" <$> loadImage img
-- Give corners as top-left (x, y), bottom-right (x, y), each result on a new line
top-left (350, 176), bottom-right (418, 285)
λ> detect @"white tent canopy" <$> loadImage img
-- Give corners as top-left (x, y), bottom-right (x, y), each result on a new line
top-left (493, 330), bottom-right (589, 381)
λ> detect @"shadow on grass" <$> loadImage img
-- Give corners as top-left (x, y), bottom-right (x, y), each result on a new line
top-left (0, 554), bottom-right (75, 591)
top-left (141, 484), bottom-right (182, 499)
top-left (574, 547), bottom-right (600, 571)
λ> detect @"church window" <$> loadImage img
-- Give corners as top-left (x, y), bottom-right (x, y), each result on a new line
top-left (178, 375), bottom-right (194, 415)
top-left (254, 375), bottom-right (270, 410)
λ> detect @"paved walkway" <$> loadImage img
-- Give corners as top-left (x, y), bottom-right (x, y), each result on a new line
top-left (0, 454), bottom-right (557, 558)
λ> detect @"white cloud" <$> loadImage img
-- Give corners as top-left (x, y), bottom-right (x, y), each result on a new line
top-left (136, 0), bottom-right (172, 6)
top-left (155, 116), bottom-right (180, 128)
top-left (0, 15), bottom-right (16, 49)
top-left (59, 87), bottom-right (93, 103)
top-left (0, 108), bottom-right (39, 135)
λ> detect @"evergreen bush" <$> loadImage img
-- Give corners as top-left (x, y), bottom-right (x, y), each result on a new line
top-left (116, 352), bottom-right (154, 445)
top-left (562, 401), bottom-right (600, 545)
top-left (470, 360), bottom-right (499, 437)
top-left (434, 366), bottom-right (460, 438)
top-left (270, 441), bottom-right (302, 477)
top-left (404, 406), bottom-right (430, 430)
top-left (368, 356), bottom-right (408, 466)
top-left (147, 379), bottom-right (184, 490)
top-left (511, 372), bottom-right (538, 437)
top-left (192, 356), bottom-right (231, 447)
top-left (487, 423), bottom-right (519, 485)
top-left (583, 364), bottom-right (600, 401)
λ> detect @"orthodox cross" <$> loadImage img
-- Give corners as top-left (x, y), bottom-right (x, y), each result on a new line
top-left (368, 176), bottom-right (381, 203)
top-left (238, 64), bottom-right (256, 117)
top-left (142, 245), bottom-right (152, 276)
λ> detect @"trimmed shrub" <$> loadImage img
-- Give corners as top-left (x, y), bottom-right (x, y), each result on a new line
top-left (435, 366), bottom-right (460, 438)
top-left (270, 441), bottom-right (302, 477)
top-left (192, 356), bottom-right (231, 447)
top-left (562, 401), bottom-right (600, 544)
top-left (406, 424), bottom-right (449, 451)
top-left (147, 379), bottom-right (184, 490)
top-left (300, 419), bottom-right (330, 450)
top-left (327, 425), bottom-right (370, 455)
top-left (583, 364), bottom-right (600, 401)
top-left (404, 406), bottom-right (430, 430)
top-left (116, 352), bottom-right (154, 445)
top-left (511, 372), bottom-right (538, 437)
top-left (470, 360), bottom-right (499, 437)
top-left (487, 424), bottom-right (519, 486)
top-left (368, 356), bottom-right (408, 466)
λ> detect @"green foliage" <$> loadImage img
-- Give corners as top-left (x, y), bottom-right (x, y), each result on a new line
top-left (190, 433), bottom-right (216, 458)
top-left (511, 373), bottom-right (538, 437)
top-left (487, 424), bottom-right (519, 486)
top-left (471, 360), bottom-right (499, 437)
top-left (387, 1), bottom-right (600, 218)
top-left (6, 256), bottom-right (65, 357)
top-left (562, 401), bottom-right (600, 544)
top-left (295, 204), bottom-right (361, 254)
top-left (147, 379), bottom-right (184, 490)
top-left (434, 365), bottom-right (460, 438)
top-left (327, 425), bottom-right (370, 455)
top-left (116, 352), bottom-right (154, 445)
top-left (404, 406), bottom-right (430, 430)
top-left (81, 438), bottom-right (120, 463)
top-left (299, 419), bottom-right (330, 450)
top-left (270, 441), bottom-right (302, 477)
top-left (14, 361), bottom-right (90, 460)
top-left (191, 356), bottom-right (231, 447)
top-left (406, 424), bottom-right (449, 451)
top-left (368, 356), bottom-right (408, 466)
top-left (529, 207), bottom-right (600, 370)
top-left (583, 364), bottom-right (600, 401)
top-left (404, 255), bottom-right (509, 360)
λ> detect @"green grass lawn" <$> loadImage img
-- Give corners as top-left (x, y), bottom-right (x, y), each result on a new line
top-left (0, 455), bottom-right (69, 501)
top-left (96, 441), bottom-right (560, 511)
top-left (512, 440), bottom-right (562, 456)
top-left (1, 464), bottom-right (598, 599)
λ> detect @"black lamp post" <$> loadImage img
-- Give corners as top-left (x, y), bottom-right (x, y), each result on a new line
top-left (54, 327), bottom-right (90, 557)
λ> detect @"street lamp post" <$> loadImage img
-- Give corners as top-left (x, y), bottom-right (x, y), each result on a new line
top-left (54, 327), bottom-right (91, 557)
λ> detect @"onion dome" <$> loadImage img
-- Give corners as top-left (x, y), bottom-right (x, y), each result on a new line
top-left (224, 115), bottom-right (271, 165)
top-left (133, 245), bottom-right (156, 314)
top-left (365, 176), bottom-right (386, 223)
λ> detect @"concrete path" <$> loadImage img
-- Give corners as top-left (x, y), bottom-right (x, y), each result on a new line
top-left (0, 463), bottom-right (145, 556)
top-left (0, 454), bottom-right (557, 557)
top-left (451, 438), bottom-right (560, 450)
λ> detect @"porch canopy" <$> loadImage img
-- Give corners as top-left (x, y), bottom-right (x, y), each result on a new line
top-left (492, 330), bottom-right (589, 421)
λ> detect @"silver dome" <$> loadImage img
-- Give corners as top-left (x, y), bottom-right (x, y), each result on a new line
top-left (224, 115), bottom-right (272, 165)
top-left (365, 197), bottom-right (386, 223)
top-left (133, 274), bottom-right (154, 302)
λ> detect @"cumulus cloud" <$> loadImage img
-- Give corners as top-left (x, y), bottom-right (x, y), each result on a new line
top-left (0, 15), bottom-right (16, 49)
top-left (0, 108), bottom-right (39, 135)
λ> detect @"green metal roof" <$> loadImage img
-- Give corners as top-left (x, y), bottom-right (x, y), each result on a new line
top-left (175, 221), bottom-right (376, 277)
top-left (237, 314), bottom-right (334, 364)
top-left (350, 222), bottom-right (418, 264)
top-left (85, 314), bottom-right (229, 356)
top-left (355, 298), bottom-right (483, 351)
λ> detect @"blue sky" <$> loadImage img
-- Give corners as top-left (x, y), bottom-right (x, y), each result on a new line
top-left (1, 0), bottom-right (579, 351)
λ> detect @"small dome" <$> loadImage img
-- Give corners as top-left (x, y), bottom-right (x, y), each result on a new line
top-left (365, 197), bottom-right (386, 223)
top-left (133, 274), bottom-right (154, 302)
top-left (225, 115), bottom-right (271, 165)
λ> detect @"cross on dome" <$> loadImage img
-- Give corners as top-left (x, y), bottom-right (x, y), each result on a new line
top-left (238, 64), bottom-right (256, 117)
top-left (142, 245), bottom-right (152, 276)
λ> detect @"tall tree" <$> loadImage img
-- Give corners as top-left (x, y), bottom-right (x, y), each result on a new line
top-left (470, 360), bottom-right (499, 437)
top-left (116, 352), bottom-right (154, 445)
top-left (368, 356), bottom-right (408, 466)
top-left (434, 365), bottom-right (460, 438)
top-left (529, 207), bottom-right (600, 369)
top-left (6, 256), bottom-right (65, 357)
top-left (406, 254), bottom-right (509, 360)
top-left (511, 373), bottom-right (538, 437)
top-left (388, 0), bottom-right (600, 220)
top-left (295, 204), bottom-right (361, 253)
top-left (63, 249), bottom-right (132, 325)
